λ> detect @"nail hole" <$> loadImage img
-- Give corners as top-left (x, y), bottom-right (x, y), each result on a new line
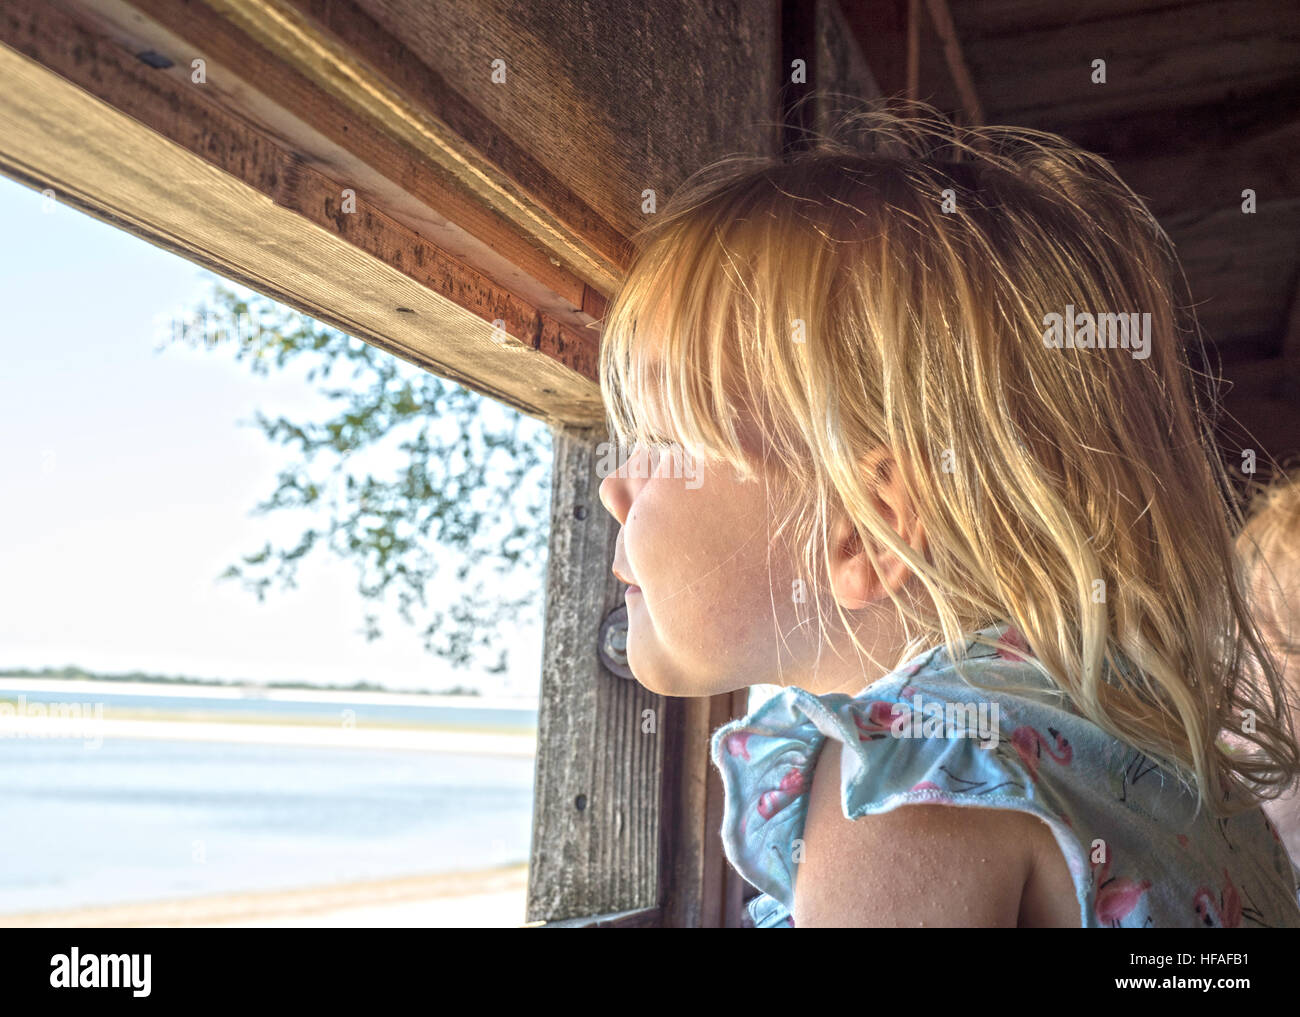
top-left (136, 51), bottom-right (174, 69)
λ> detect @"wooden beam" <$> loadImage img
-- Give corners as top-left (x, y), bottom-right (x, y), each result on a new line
top-left (906, 0), bottom-right (921, 100)
top-left (781, 0), bottom-right (820, 152)
top-left (1058, 79), bottom-right (1300, 163)
top-left (814, 0), bottom-right (884, 114)
top-left (1279, 267), bottom-right (1300, 384)
top-left (1216, 356), bottom-right (1288, 395)
top-left (659, 689), bottom-right (750, 927)
top-left (0, 0), bottom-right (602, 424)
top-left (75, 0), bottom-right (602, 322)
top-left (963, 1), bottom-right (1300, 127)
top-left (1066, 87), bottom-right (1300, 220)
top-left (1216, 350), bottom-right (1300, 469)
top-left (204, 0), bottom-right (629, 297)
top-left (527, 425), bottom-right (663, 921)
top-left (529, 906), bottom-right (660, 928)
top-left (836, 0), bottom-right (911, 99)
top-left (837, 0), bottom-right (976, 124)
top-left (1163, 198), bottom-right (1300, 353)
top-left (923, 0), bottom-right (983, 124)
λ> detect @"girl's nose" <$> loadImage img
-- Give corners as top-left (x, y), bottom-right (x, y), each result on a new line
top-left (599, 467), bottom-right (631, 525)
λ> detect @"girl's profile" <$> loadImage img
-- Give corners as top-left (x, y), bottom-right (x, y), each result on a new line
top-left (597, 97), bottom-right (1300, 929)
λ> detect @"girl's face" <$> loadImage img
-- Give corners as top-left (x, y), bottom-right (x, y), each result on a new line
top-left (599, 442), bottom-right (800, 697)
top-left (598, 441), bottom-right (907, 698)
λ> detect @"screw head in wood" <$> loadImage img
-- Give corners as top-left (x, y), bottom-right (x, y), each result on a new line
top-left (599, 604), bottom-right (634, 679)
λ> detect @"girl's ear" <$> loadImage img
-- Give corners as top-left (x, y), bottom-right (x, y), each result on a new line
top-left (829, 449), bottom-right (926, 611)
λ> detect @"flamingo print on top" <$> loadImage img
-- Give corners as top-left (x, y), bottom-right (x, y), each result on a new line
top-left (709, 623), bottom-right (1300, 928)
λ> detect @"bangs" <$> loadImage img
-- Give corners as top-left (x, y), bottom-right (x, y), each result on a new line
top-left (599, 165), bottom-right (781, 477)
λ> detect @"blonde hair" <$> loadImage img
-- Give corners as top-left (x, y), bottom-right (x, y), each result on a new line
top-left (1238, 471), bottom-right (1300, 689)
top-left (599, 95), bottom-right (1300, 818)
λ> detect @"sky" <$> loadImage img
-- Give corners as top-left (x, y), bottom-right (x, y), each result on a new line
top-left (0, 175), bottom-right (545, 698)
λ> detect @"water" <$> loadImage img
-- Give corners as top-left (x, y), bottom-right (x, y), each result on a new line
top-left (0, 681), bottom-right (538, 733)
top-left (0, 734), bottom-right (536, 914)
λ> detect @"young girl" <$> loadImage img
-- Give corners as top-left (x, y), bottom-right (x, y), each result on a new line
top-left (596, 99), bottom-right (1300, 928)
top-left (1237, 472), bottom-right (1300, 873)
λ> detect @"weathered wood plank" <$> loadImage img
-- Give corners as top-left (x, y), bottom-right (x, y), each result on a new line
top-left (814, 0), bottom-right (884, 130)
top-left (529, 428), bottom-right (749, 926)
top-left (924, 0), bottom-right (983, 124)
top-left (200, 0), bottom-right (631, 297)
top-left (836, 0), bottom-right (965, 120)
top-left (1278, 268), bottom-right (1300, 381)
top-left (1107, 113), bottom-right (1300, 220)
top-left (1218, 371), bottom-right (1300, 470)
top-left (530, 906), bottom-right (661, 928)
top-left (343, 0), bottom-right (779, 238)
top-left (949, 0), bottom-right (1192, 40)
top-left (907, 0), bottom-right (922, 100)
top-left (74, 0), bottom-right (599, 319)
top-left (782, 0), bottom-right (821, 151)
top-left (528, 426), bottom-right (663, 921)
top-left (836, 0), bottom-right (909, 98)
top-left (957, 0), bottom-right (1299, 125)
top-left (1166, 199), bottom-right (1300, 351)
top-left (0, 0), bottom-right (602, 423)
top-left (663, 689), bottom-right (752, 928)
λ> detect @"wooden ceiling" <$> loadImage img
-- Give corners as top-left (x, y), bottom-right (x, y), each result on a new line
top-left (0, 0), bottom-right (780, 427)
top-left (4, 0), bottom-right (1297, 455)
top-left (946, 0), bottom-right (1300, 364)
top-left (842, 0), bottom-right (1300, 459)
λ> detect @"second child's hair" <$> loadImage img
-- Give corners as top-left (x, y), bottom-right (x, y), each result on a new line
top-left (1238, 471), bottom-right (1300, 673)
top-left (598, 96), bottom-right (1300, 818)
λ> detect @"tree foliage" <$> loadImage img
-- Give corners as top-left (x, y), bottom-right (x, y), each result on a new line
top-left (171, 283), bottom-right (552, 676)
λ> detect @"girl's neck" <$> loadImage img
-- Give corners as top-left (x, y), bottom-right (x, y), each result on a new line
top-left (788, 602), bottom-right (915, 698)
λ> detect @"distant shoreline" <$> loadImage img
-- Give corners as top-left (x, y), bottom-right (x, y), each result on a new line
top-left (0, 676), bottom-right (538, 711)
top-left (0, 710), bottom-right (537, 754)
top-left (0, 666), bottom-right (483, 698)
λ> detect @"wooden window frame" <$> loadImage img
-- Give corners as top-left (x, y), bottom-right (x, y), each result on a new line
top-left (0, 0), bottom-right (807, 926)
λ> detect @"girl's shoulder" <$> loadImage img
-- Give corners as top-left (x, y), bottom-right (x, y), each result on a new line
top-left (711, 625), bottom-right (1091, 925)
top-left (711, 624), bottom-right (1300, 928)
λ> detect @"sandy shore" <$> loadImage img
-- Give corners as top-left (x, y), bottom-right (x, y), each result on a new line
top-left (0, 864), bottom-right (530, 928)
top-left (0, 714), bottom-right (536, 755)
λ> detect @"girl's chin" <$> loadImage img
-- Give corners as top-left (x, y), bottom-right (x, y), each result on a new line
top-left (631, 674), bottom-right (692, 698)
top-left (630, 669), bottom-right (748, 699)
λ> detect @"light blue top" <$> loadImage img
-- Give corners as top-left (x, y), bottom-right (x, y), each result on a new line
top-left (710, 624), bottom-right (1300, 928)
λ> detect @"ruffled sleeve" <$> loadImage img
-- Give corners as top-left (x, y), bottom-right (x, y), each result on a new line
top-left (711, 668), bottom-right (1094, 927)
top-left (710, 686), bottom-right (848, 916)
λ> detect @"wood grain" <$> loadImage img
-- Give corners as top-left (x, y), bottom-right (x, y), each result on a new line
top-left (0, 0), bottom-right (602, 423)
top-left (527, 426), bottom-right (662, 921)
